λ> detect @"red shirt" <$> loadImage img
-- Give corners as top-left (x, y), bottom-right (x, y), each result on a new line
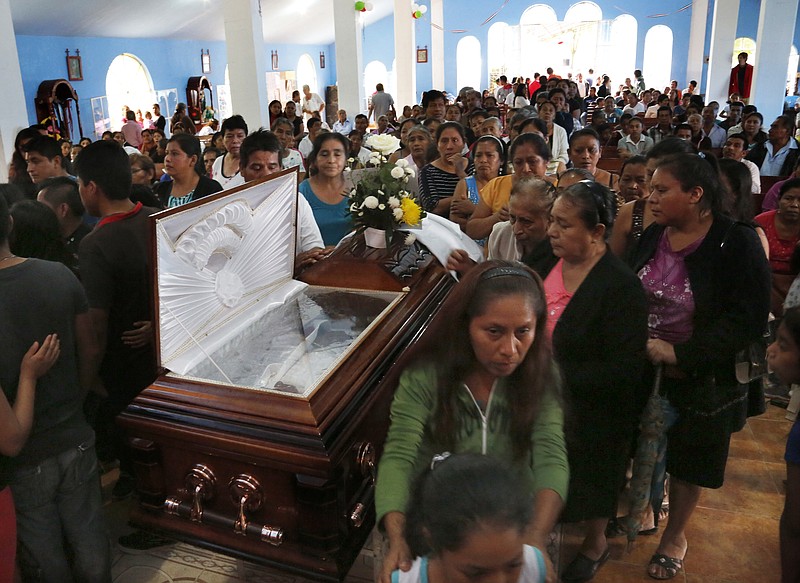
top-left (755, 209), bottom-right (799, 275)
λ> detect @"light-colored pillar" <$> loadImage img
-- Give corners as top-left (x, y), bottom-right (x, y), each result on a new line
top-left (333, 0), bottom-right (365, 115)
top-left (686, 0), bottom-right (709, 92)
top-left (394, 0), bottom-right (417, 107)
top-left (705, 0), bottom-right (739, 106)
top-left (751, 0), bottom-right (800, 122)
top-left (430, 0), bottom-right (444, 90)
top-left (222, 0), bottom-right (268, 130)
top-left (0, 0), bottom-right (28, 182)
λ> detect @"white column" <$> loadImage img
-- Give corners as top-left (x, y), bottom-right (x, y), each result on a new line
top-left (0, 0), bottom-right (28, 182)
top-left (333, 0), bottom-right (365, 115)
top-left (686, 0), bottom-right (709, 92)
top-left (394, 0), bottom-right (417, 107)
top-left (222, 0), bottom-right (268, 130)
top-left (705, 0), bottom-right (740, 106)
top-left (752, 0), bottom-right (800, 121)
top-left (430, 0), bottom-right (444, 89)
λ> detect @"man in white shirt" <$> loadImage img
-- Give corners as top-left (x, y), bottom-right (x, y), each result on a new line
top-left (301, 84), bottom-right (325, 122)
top-left (722, 134), bottom-right (761, 194)
top-left (332, 110), bottom-right (354, 135)
top-left (239, 129), bottom-right (327, 272)
top-left (701, 105), bottom-right (727, 148)
top-left (622, 92), bottom-right (645, 116)
top-left (298, 118), bottom-right (323, 159)
top-left (617, 118), bottom-right (653, 159)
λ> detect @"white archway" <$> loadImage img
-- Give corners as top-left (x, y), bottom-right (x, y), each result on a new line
top-left (732, 37), bottom-right (756, 69)
top-left (788, 46), bottom-right (799, 96)
top-left (605, 14), bottom-right (637, 91)
top-left (562, 1), bottom-right (602, 75)
top-left (105, 54), bottom-right (155, 131)
top-left (296, 54), bottom-right (319, 96)
top-left (364, 60), bottom-right (389, 113)
top-left (457, 36), bottom-right (482, 92)
top-left (488, 22), bottom-right (520, 88)
top-left (643, 25), bottom-right (673, 92)
top-left (520, 4), bottom-right (558, 78)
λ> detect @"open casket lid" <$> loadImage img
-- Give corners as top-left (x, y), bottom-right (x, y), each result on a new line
top-left (152, 169), bottom-right (301, 377)
top-left (151, 169), bottom-right (406, 401)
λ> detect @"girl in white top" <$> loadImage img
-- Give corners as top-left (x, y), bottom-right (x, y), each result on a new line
top-left (388, 454), bottom-right (547, 583)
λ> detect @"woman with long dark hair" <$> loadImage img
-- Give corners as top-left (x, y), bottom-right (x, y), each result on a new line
top-left (630, 153), bottom-right (770, 579)
top-left (376, 260), bottom-right (568, 583)
top-left (299, 132), bottom-right (352, 246)
top-left (153, 134), bottom-right (222, 208)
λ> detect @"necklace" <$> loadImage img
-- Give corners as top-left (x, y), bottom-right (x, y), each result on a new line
top-left (0, 255), bottom-right (16, 263)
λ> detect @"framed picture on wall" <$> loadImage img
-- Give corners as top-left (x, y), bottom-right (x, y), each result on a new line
top-left (67, 55), bottom-right (83, 81)
top-left (201, 50), bottom-right (211, 74)
top-left (416, 47), bottom-right (428, 64)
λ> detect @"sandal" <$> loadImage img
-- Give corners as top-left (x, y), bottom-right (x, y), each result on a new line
top-left (605, 516), bottom-right (658, 538)
top-left (647, 552), bottom-right (684, 580)
top-left (562, 549), bottom-right (610, 583)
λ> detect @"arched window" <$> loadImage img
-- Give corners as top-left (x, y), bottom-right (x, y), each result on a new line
top-left (296, 54), bottom-right (319, 97)
top-left (457, 36), bottom-right (482, 92)
top-left (564, 1), bottom-right (602, 23)
top-left (488, 22), bottom-right (516, 86)
top-left (603, 14), bottom-right (637, 92)
top-left (562, 1), bottom-right (602, 74)
top-left (520, 4), bottom-right (558, 78)
top-left (732, 37), bottom-right (756, 69)
top-left (364, 60), bottom-right (389, 112)
top-left (788, 46), bottom-right (799, 96)
top-left (643, 25), bottom-right (673, 93)
top-left (105, 54), bottom-right (155, 131)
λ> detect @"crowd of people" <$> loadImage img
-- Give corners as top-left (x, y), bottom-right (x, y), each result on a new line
top-left (1, 62), bottom-right (799, 583)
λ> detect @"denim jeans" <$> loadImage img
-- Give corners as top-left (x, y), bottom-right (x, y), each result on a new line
top-left (9, 437), bottom-right (111, 583)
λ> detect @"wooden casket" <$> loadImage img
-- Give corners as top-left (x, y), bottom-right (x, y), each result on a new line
top-left (117, 169), bottom-right (453, 581)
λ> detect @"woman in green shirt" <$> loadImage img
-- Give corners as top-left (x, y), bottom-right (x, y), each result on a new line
top-left (376, 260), bottom-right (569, 583)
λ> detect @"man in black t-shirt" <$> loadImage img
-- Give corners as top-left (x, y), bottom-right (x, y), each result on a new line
top-left (0, 194), bottom-right (111, 581)
top-left (152, 103), bottom-right (166, 132)
top-left (76, 140), bottom-right (159, 500)
top-left (36, 176), bottom-right (92, 267)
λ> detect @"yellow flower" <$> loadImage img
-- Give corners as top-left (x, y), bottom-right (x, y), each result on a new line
top-left (400, 197), bottom-right (422, 225)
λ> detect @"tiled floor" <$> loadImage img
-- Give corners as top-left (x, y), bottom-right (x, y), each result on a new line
top-left (106, 402), bottom-right (792, 582)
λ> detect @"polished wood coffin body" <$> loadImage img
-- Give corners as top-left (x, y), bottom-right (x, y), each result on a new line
top-left (118, 175), bottom-right (452, 580)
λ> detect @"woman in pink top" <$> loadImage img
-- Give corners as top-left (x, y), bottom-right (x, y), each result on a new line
top-left (755, 178), bottom-right (800, 316)
top-left (544, 180), bottom-right (649, 582)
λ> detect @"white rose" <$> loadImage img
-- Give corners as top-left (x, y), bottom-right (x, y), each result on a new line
top-left (390, 166), bottom-right (405, 179)
top-left (379, 204), bottom-right (386, 210)
top-left (393, 208), bottom-right (404, 220)
top-left (363, 196), bottom-right (379, 209)
top-left (404, 233), bottom-right (417, 245)
top-left (405, 168), bottom-right (416, 178)
top-left (388, 196), bottom-right (400, 208)
top-left (366, 134), bottom-right (401, 155)
top-left (350, 203), bottom-right (358, 211)
top-left (396, 159), bottom-right (408, 168)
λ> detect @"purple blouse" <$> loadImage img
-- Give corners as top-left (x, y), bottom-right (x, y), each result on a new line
top-left (638, 230), bottom-right (705, 344)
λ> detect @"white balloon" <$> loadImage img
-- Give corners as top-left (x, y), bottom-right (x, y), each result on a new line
top-left (411, 3), bottom-right (419, 11)
top-left (419, 5), bottom-right (427, 13)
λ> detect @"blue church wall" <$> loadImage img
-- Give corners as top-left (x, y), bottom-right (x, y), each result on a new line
top-left (15, 34), bottom-right (334, 141)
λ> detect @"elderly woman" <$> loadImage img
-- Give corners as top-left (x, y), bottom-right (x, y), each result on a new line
top-left (466, 133), bottom-right (553, 240)
top-left (630, 153), bottom-right (770, 579)
top-left (376, 259), bottom-right (569, 583)
top-left (544, 181), bottom-right (649, 582)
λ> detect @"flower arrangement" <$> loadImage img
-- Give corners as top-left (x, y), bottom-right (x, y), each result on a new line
top-left (346, 134), bottom-right (426, 248)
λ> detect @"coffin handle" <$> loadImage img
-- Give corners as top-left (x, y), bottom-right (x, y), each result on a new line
top-left (185, 464), bottom-right (216, 523)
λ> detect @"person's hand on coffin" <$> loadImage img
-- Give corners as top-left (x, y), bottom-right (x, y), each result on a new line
top-left (121, 320), bottom-right (153, 349)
